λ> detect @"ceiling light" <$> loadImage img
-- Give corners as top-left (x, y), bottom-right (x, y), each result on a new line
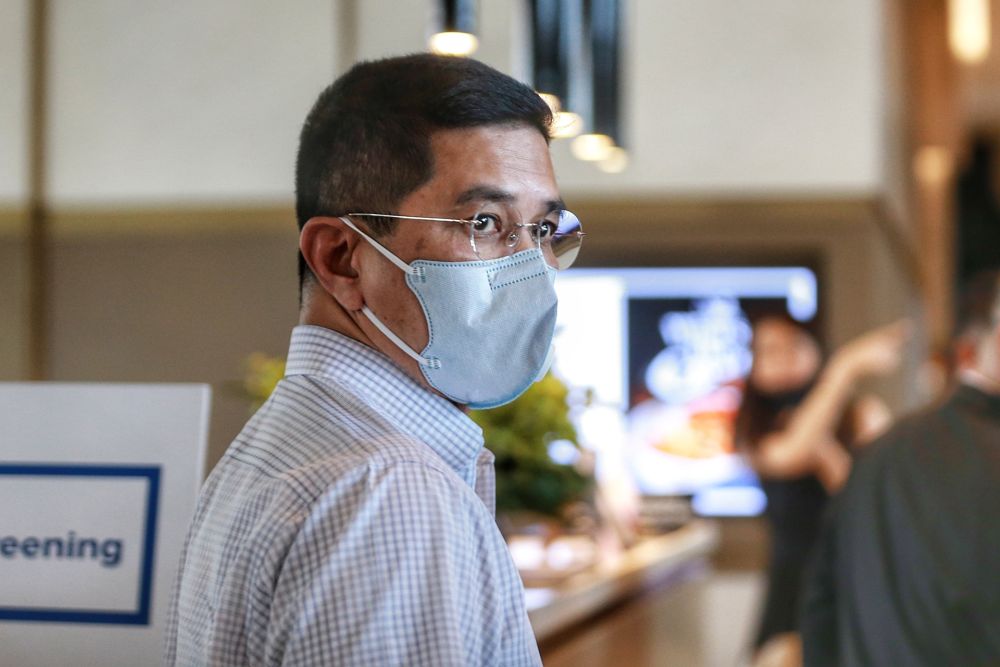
top-left (571, 133), bottom-right (615, 161)
top-left (429, 31), bottom-right (478, 57)
top-left (948, 0), bottom-right (990, 64)
top-left (597, 146), bottom-right (628, 173)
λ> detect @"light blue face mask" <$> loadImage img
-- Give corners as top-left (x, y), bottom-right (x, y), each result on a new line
top-left (340, 216), bottom-right (558, 409)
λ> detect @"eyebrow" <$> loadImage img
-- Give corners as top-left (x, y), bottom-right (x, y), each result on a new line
top-left (455, 185), bottom-right (565, 214)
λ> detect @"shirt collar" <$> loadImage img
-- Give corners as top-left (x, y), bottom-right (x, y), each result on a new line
top-left (284, 325), bottom-right (485, 481)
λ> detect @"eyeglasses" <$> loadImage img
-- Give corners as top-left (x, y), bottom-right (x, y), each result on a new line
top-left (346, 210), bottom-right (584, 270)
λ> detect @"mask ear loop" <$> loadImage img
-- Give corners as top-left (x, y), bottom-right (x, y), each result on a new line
top-left (338, 216), bottom-right (439, 369)
top-left (360, 305), bottom-right (440, 369)
top-left (338, 216), bottom-right (415, 275)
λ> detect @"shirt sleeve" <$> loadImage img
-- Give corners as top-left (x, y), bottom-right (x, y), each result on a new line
top-left (260, 461), bottom-right (540, 667)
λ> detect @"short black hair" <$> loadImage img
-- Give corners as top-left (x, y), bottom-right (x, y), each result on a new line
top-left (294, 53), bottom-right (552, 288)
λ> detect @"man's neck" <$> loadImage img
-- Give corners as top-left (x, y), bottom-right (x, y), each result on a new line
top-left (298, 298), bottom-right (462, 408)
top-left (298, 286), bottom-right (373, 345)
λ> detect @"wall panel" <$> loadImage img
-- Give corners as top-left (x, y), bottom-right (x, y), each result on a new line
top-left (551, 0), bottom-right (885, 197)
top-left (0, 0), bottom-right (28, 203)
top-left (48, 0), bottom-right (337, 205)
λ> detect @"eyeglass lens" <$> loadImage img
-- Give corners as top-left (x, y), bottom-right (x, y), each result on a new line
top-left (551, 211), bottom-right (582, 270)
top-left (469, 210), bottom-right (583, 270)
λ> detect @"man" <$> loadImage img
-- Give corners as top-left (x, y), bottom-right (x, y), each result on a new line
top-left (165, 54), bottom-right (584, 666)
top-left (801, 269), bottom-right (1000, 666)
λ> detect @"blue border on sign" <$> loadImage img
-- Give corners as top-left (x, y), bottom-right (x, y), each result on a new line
top-left (0, 463), bottom-right (161, 625)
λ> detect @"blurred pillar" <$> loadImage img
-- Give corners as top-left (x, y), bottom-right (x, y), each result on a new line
top-left (530, 0), bottom-right (572, 105)
top-left (903, 0), bottom-right (960, 348)
top-left (588, 0), bottom-right (621, 145)
top-left (337, 0), bottom-right (359, 70)
top-left (27, 0), bottom-right (49, 380)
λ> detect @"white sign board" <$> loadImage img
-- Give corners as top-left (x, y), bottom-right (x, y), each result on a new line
top-left (0, 383), bottom-right (210, 667)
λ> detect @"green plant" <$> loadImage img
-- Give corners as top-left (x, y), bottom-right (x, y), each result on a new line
top-left (470, 373), bottom-right (594, 520)
top-left (242, 353), bottom-right (286, 410)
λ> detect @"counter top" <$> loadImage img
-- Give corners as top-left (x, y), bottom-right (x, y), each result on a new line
top-left (525, 520), bottom-right (720, 642)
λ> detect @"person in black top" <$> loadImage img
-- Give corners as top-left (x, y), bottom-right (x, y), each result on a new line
top-left (734, 315), bottom-right (909, 661)
top-left (802, 270), bottom-right (1000, 666)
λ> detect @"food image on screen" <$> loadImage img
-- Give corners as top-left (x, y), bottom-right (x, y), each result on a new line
top-left (551, 267), bottom-right (820, 517)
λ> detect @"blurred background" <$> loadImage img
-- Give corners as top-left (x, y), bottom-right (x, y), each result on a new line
top-left (2, 0), bottom-right (999, 665)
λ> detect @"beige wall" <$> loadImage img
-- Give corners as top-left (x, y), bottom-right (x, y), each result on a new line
top-left (1, 0), bottom-right (29, 382)
top-left (0, 215), bottom-right (28, 381)
top-left (45, 210), bottom-right (299, 469)
top-left (0, 0), bottom-right (28, 202)
top-left (552, 0), bottom-right (886, 196)
top-left (0, 0), bottom-right (890, 208)
top-left (347, 0), bottom-right (888, 196)
top-left (46, 0), bottom-right (337, 205)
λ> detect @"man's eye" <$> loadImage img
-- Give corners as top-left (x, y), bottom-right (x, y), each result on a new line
top-left (536, 219), bottom-right (557, 240)
top-left (470, 213), bottom-right (501, 234)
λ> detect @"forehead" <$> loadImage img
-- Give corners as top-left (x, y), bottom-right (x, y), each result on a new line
top-left (754, 320), bottom-right (813, 348)
top-left (420, 124), bottom-right (558, 208)
top-left (755, 320), bottom-right (795, 342)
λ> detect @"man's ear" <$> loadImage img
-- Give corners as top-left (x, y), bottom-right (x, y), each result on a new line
top-left (299, 216), bottom-right (364, 311)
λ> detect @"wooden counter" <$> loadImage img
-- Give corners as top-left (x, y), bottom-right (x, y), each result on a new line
top-left (525, 520), bottom-right (720, 642)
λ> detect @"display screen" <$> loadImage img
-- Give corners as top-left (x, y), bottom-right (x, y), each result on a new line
top-left (551, 267), bottom-right (819, 518)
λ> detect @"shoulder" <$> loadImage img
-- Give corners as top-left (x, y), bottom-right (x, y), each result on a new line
top-left (296, 457), bottom-right (491, 537)
top-left (853, 399), bottom-right (942, 461)
top-left (228, 378), bottom-right (472, 502)
top-left (205, 429), bottom-right (485, 561)
top-left (839, 398), bottom-right (957, 504)
top-left (846, 415), bottom-right (910, 482)
top-left (277, 428), bottom-right (471, 503)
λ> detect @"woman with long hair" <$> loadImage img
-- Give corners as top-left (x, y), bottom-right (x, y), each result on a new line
top-left (735, 316), bottom-right (909, 662)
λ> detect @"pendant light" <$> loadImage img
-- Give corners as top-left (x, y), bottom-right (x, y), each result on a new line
top-left (430, 0), bottom-right (479, 57)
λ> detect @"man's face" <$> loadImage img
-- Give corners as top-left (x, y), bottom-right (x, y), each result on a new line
top-left (352, 123), bottom-right (561, 388)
